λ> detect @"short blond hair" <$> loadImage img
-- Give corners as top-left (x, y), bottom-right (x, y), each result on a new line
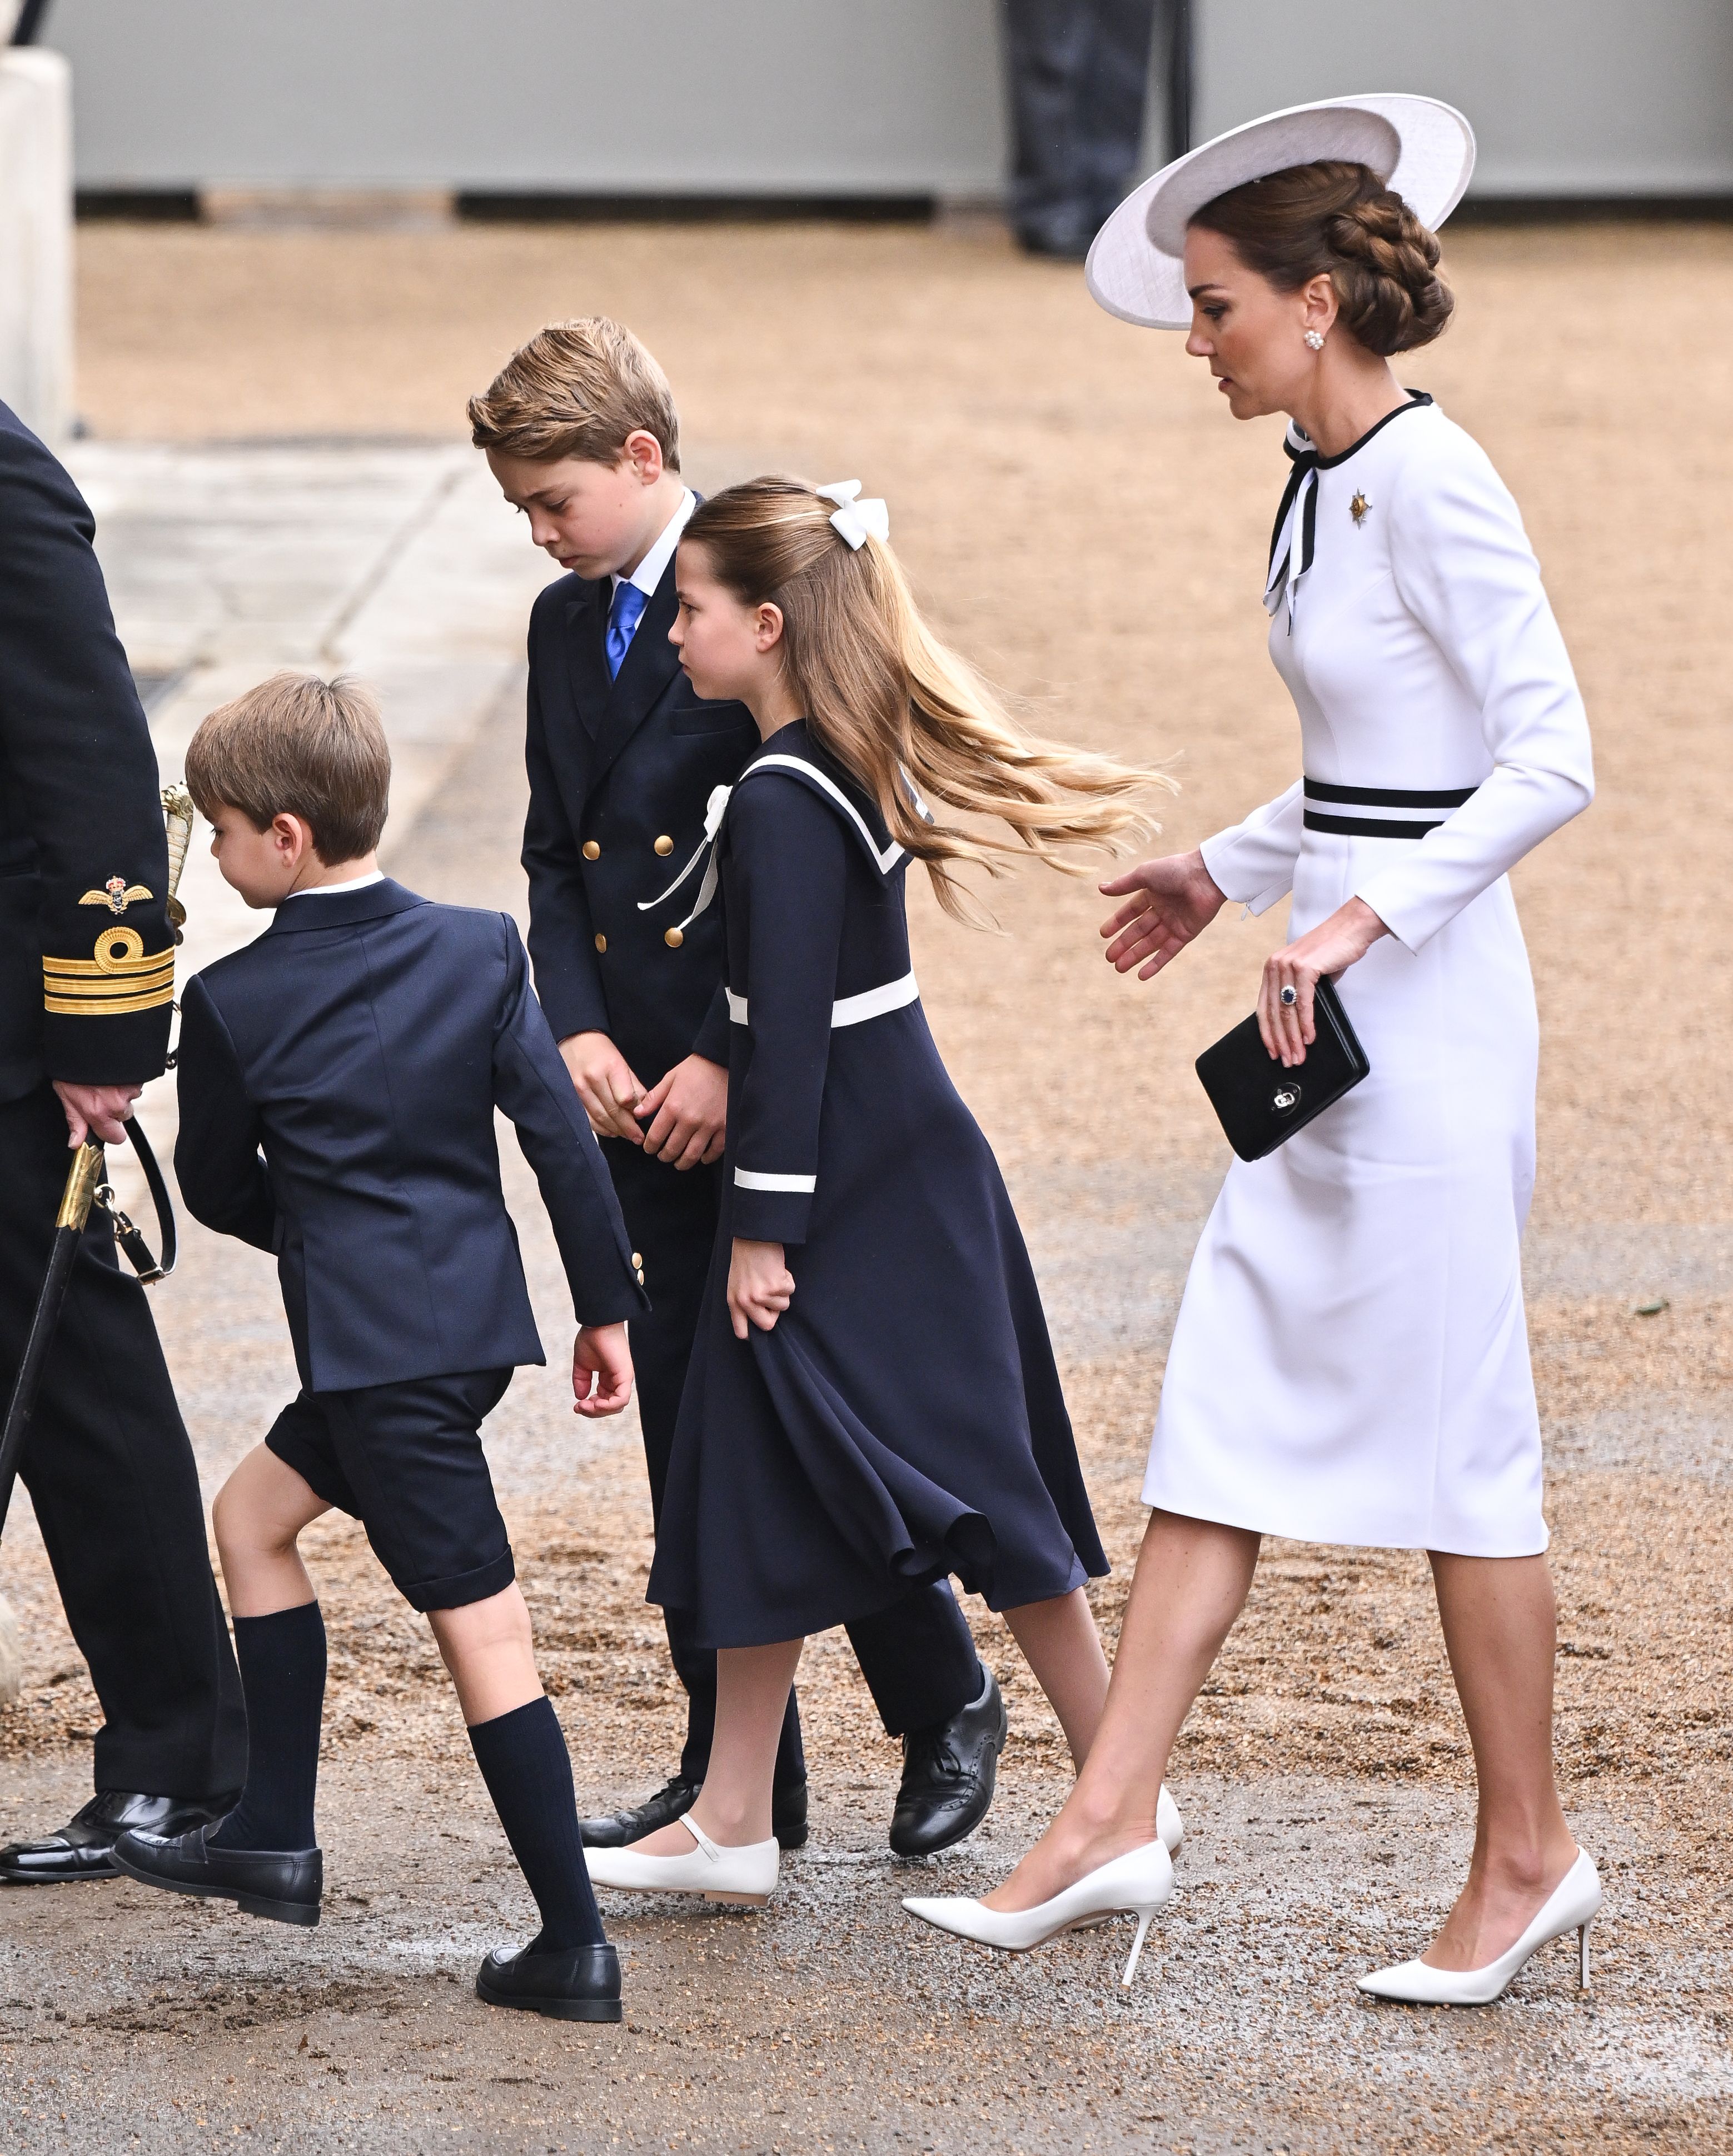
top-left (467, 316), bottom-right (681, 470)
top-left (185, 672), bottom-right (391, 864)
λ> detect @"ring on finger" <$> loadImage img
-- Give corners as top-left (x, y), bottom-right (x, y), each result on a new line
top-left (1279, 985), bottom-right (1298, 1007)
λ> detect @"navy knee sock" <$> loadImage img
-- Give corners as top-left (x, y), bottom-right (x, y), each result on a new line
top-left (467, 1696), bottom-right (605, 1953)
top-left (210, 1601), bottom-right (326, 1851)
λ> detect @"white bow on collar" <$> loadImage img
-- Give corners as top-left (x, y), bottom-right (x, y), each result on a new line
top-left (816, 480), bottom-right (890, 551)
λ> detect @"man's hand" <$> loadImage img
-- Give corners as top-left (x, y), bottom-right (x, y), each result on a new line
top-left (573, 1323), bottom-right (634, 1417)
top-left (638, 1054), bottom-right (728, 1170)
top-left (53, 1080), bottom-right (141, 1148)
top-left (558, 1031), bottom-right (647, 1142)
top-left (727, 1238), bottom-right (794, 1340)
top-left (1098, 849), bottom-right (1228, 981)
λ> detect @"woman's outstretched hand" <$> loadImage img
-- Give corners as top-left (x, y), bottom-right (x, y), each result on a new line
top-left (1099, 850), bottom-right (1228, 980)
top-left (728, 1237), bottom-right (794, 1339)
top-left (1258, 897), bottom-right (1389, 1066)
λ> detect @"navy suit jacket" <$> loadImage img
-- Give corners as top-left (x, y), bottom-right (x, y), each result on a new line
top-left (0, 401), bottom-right (174, 1101)
top-left (523, 534), bottom-right (759, 1087)
top-left (175, 880), bottom-right (648, 1394)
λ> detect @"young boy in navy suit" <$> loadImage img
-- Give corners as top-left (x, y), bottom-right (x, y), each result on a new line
top-left (468, 319), bottom-right (1005, 1860)
top-left (113, 673), bottom-right (647, 2025)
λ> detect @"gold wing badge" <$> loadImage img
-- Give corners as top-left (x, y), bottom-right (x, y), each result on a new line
top-left (46, 787), bottom-right (196, 1017)
top-left (80, 876), bottom-right (155, 914)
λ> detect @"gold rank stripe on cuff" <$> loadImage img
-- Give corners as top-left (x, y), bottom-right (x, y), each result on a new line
top-left (43, 949), bottom-right (176, 1017)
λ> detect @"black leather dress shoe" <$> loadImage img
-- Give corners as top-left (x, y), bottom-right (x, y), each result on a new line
top-left (111, 1821), bottom-right (322, 1927)
top-left (476, 1941), bottom-right (622, 2022)
top-left (580, 1773), bottom-right (810, 1852)
top-left (0, 1791), bottom-right (233, 1886)
top-left (889, 1666), bottom-right (1007, 1858)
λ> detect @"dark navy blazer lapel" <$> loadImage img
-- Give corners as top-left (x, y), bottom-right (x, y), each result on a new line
top-left (586, 551), bottom-right (684, 792)
top-left (561, 579), bottom-right (612, 741)
top-left (263, 878), bottom-right (426, 936)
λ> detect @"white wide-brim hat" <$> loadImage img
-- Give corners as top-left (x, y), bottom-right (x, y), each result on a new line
top-left (1085, 93), bottom-right (1475, 330)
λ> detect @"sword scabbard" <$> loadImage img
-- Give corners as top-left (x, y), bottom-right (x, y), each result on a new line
top-left (54, 1142), bottom-right (106, 1234)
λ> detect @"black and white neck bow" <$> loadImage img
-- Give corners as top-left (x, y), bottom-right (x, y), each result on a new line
top-left (1264, 421), bottom-right (1318, 632)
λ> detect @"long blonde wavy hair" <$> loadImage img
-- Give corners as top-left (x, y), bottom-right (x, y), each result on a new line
top-left (682, 478), bottom-right (1168, 922)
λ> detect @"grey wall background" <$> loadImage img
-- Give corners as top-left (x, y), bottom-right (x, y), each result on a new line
top-left (38, 0), bottom-right (1733, 202)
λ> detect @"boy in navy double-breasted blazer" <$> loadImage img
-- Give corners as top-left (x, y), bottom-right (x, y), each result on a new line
top-left (470, 318), bottom-right (1005, 1858)
top-left (113, 673), bottom-right (646, 2026)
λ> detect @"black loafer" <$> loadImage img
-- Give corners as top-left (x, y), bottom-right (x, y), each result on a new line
top-left (889, 1666), bottom-right (1007, 1858)
top-left (0, 1791), bottom-right (234, 1887)
top-left (579, 1774), bottom-right (701, 1849)
top-left (580, 1773), bottom-right (809, 1851)
top-left (771, 1779), bottom-right (809, 1852)
top-left (112, 1821), bottom-right (322, 1927)
top-left (476, 1942), bottom-right (621, 2022)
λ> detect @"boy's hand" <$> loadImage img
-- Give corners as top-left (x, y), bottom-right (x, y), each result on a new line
top-left (573, 1323), bottom-right (634, 1417)
top-left (727, 1239), bottom-right (794, 1340)
top-left (559, 1031), bottom-right (647, 1142)
top-left (638, 1054), bottom-right (728, 1170)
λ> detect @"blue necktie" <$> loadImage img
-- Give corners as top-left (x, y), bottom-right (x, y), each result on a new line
top-left (605, 581), bottom-right (648, 679)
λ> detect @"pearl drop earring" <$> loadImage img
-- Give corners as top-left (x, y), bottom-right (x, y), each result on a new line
top-left (1304, 330), bottom-right (1326, 351)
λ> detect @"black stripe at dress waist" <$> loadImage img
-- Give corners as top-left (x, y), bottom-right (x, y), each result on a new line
top-left (1302, 775), bottom-right (1479, 841)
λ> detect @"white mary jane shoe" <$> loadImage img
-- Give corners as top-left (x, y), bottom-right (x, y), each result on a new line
top-left (903, 1836), bottom-right (1175, 1988)
top-left (1357, 1849), bottom-right (1603, 2007)
top-left (584, 1815), bottom-right (779, 1908)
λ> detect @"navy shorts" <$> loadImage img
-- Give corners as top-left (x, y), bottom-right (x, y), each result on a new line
top-left (265, 1367), bottom-right (515, 1613)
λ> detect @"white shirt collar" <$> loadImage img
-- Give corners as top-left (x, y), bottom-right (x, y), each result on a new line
top-left (283, 869), bottom-right (386, 901)
top-left (611, 487), bottom-right (696, 601)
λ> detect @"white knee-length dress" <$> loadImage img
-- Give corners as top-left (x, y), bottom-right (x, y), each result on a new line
top-left (1143, 396), bottom-right (1593, 1557)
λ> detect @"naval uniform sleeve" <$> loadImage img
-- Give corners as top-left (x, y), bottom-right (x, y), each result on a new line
top-left (172, 974), bottom-right (277, 1252)
top-left (1197, 780), bottom-right (1304, 914)
top-left (690, 980), bottom-right (731, 1069)
top-left (728, 776), bottom-right (846, 1247)
top-left (521, 657), bottom-right (611, 1043)
top-left (1356, 432), bottom-right (1595, 954)
top-left (490, 915), bottom-right (649, 1326)
top-left (0, 420), bottom-right (175, 1084)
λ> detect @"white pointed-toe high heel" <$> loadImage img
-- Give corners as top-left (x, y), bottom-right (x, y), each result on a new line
top-left (1357, 1849), bottom-right (1602, 2007)
top-left (584, 1816), bottom-right (779, 1907)
top-left (903, 1836), bottom-right (1175, 1988)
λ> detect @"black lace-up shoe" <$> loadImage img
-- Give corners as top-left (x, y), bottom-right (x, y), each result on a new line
top-left (580, 1773), bottom-right (810, 1851)
top-left (112, 1821), bottom-right (322, 1927)
top-left (476, 1941), bottom-right (623, 2022)
top-left (0, 1791), bottom-right (234, 1886)
top-left (889, 1666), bottom-right (1007, 1858)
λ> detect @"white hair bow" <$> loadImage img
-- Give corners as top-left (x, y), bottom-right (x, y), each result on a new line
top-left (815, 480), bottom-right (890, 551)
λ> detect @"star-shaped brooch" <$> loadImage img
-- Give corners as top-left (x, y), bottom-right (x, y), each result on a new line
top-left (1349, 491), bottom-right (1372, 526)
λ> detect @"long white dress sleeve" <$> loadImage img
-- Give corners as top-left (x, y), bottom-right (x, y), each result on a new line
top-left (1143, 398), bottom-right (1591, 1558)
top-left (1198, 780), bottom-right (1304, 914)
top-left (1354, 430), bottom-right (1593, 952)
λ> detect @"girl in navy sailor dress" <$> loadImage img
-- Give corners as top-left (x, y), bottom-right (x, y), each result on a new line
top-left (584, 478), bottom-right (1157, 1911)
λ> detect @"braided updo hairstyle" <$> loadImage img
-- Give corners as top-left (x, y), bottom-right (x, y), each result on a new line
top-left (1188, 159), bottom-right (1453, 355)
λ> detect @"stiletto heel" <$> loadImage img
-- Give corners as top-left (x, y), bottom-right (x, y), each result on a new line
top-left (902, 1838), bottom-right (1174, 1987)
top-left (1357, 1849), bottom-right (1602, 2007)
top-left (1121, 1907), bottom-right (1156, 1988)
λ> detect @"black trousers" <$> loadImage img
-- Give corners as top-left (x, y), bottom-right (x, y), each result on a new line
top-left (1, 1084), bottom-right (246, 1799)
top-left (601, 1136), bottom-right (982, 1788)
top-left (1001, 0), bottom-right (1162, 247)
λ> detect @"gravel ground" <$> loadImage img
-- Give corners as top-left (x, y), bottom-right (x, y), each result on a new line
top-left (1, 215), bottom-right (1730, 2152)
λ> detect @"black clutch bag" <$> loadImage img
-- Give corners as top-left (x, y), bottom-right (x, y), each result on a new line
top-left (1195, 976), bottom-right (1370, 1162)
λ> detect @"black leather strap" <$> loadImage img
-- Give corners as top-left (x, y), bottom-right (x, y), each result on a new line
top-left (97, 1115), bottom-right (177, 1284)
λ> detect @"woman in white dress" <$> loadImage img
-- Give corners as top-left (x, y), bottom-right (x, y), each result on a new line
top-left (903, 97), bottom-right (1602, 2004)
